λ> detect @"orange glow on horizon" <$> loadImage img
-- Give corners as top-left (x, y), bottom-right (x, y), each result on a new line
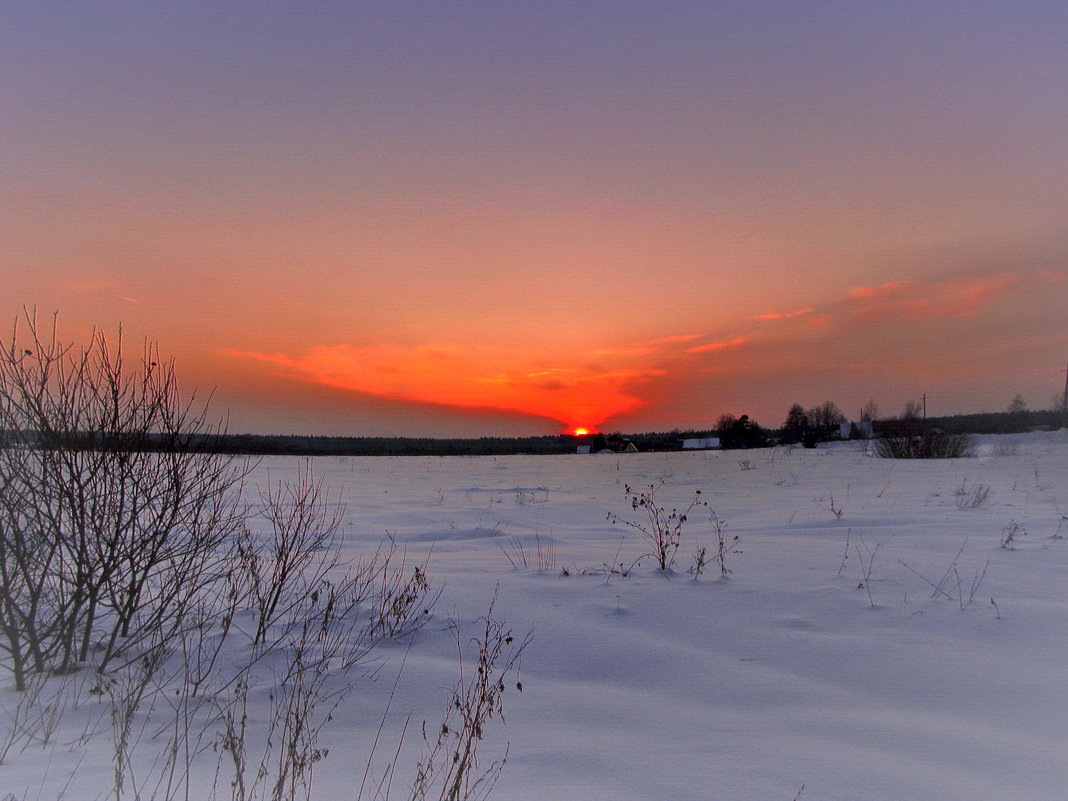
top-left (227, 344), bottom-right (660, 433)
top-left (213, 269), bottom-right (1058, 436)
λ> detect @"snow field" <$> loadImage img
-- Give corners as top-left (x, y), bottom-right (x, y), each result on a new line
top-left (4, 431), bottom-right (1067, 800)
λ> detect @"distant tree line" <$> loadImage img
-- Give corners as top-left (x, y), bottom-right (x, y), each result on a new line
top-left (3, 401), bottom-right (1060, 459)
top-left (166, 433), bottom-right (587, 457)
top-left (920, 408), bottom-right (1061, 435)
top-left (772, 394), bottom-right (1063, 447)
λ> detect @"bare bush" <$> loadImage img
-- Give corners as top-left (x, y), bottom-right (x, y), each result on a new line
top-left (955, 481), bottom-right (991, 509)
top-left (816, 494), bottom-right (845, 520)
top-left (94, 520), bottom-right (441, 801)
top-left (406, 600), bottom-right (530, 801)
top-left (0, 310), bottom-right (248, 690)
top-left (237, 462), bottom-right (345, 647)
top-left (106, 643), bottom-right (169, 801)
top-left (1001, 521), bottom-right (1027, 549)
top-left (872, 426), bottom-right (973, 459)
top-left (0, 670), bottom-right (97, 765)
top-left (689, 546), bottom-right (709, 580)
top-left (607, 483), bottom-right (705, 571)
top-left (708, 509), bottom-right (741, 578)
top-left (217, 631), bottom-right (347, 801)
top-left (364, 541), bottom-right (438, 643)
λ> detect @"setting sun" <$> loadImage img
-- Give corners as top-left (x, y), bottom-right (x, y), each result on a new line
top-left (571, 428), bottom-right (590, 436)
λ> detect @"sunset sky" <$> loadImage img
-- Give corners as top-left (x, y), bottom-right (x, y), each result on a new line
top-left (3, 2), bottom-right (1066, 437)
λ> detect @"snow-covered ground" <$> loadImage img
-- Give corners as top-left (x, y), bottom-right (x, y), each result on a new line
top-left (5, 431), bottom-right (1068, 800)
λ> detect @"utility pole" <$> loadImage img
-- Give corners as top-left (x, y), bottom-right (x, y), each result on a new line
top-left (922, 393), bottom-right (926, 420)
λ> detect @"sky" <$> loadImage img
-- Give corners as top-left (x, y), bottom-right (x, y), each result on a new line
top-left (2, 1), bottom-right (1066, 437)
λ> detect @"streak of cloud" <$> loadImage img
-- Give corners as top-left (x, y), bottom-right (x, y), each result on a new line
top-left (840, 273), bottom-right (1028, 321)
top-left (685, 337), bottom-right (748, 354)
top-left (226, 343), bottom-right (660, 431)
top-left (750, 307), bottom-right (814, 321)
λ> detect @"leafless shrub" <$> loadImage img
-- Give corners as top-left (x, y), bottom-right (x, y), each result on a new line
top-left (96, 532), bottom-right (439, 801)
top-left (1001, 521), bottom-right (1027, 549)
top-left (217, 632), bottom-right (347, 801)
top-left (237, 462), bottom-right (345, 648)
top-left (0, 670), bottom-right (96, 764)
top-left (367, 543), bottom-right (438, 642)
top-left (955, 481), bottom-right (991, 509)
top-left (249, 533), bottom-right (440, 667)
top-left (607, 482), bottom-right (705, 571)
top-left (956, 561), bottom-right (990, 611)
top-left (0, 310), bottom-right (249, 690)
top-left (872, 426), bottom-right (973, 459)
top-left (708, 509), bottom-right (741, 577)
top-left (689, 547), bottom-right (709, 580)
top-left (816, 493), bottom-right (844, 519)
top-left (406, 599), bottom-right (530, 801)
top-left (105, 632), bottom-right (171, 801)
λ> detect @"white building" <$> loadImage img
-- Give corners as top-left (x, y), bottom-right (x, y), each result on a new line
top-left (681, 437), bottom-right (721, 450)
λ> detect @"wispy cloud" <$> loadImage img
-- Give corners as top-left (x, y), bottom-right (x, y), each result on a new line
top-left (749, 307), bottom-right (814, 321)
top-left (685, 336), bottom-right (748, 354)
top-left (841, 274), bottom-right (1026, 321)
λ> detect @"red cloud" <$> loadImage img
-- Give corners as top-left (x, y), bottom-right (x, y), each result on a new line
top-left (226, 343), bottom-right (660, 432)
